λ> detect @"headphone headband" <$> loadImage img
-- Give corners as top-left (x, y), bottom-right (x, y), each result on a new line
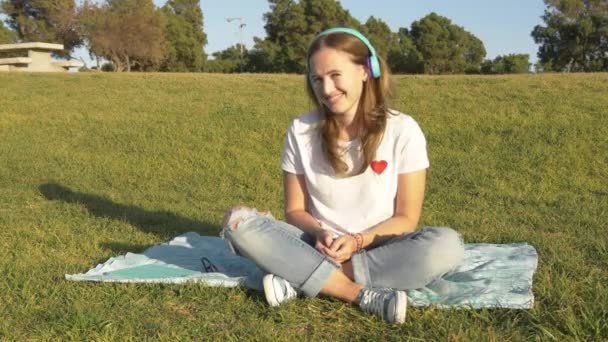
top-left (308, 27), bottom-right (382, 79)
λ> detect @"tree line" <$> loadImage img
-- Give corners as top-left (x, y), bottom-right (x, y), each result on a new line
top-left (1, 0), bottom-right (606, 73)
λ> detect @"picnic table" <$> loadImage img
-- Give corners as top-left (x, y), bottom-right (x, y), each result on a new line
top-left (0, 42), bottom-right (84, 72)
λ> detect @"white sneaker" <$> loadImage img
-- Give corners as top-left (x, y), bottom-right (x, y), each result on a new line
top-left (263, 274), bottom-right (298, 307)
top-left (358, 288), bottom-right (407, 324)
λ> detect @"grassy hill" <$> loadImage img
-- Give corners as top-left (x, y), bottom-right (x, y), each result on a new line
top-left (0, 72), bottom-right (606, 339)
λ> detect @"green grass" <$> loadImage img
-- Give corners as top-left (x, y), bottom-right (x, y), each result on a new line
top-left (0, 71), bottom-right (606, 340)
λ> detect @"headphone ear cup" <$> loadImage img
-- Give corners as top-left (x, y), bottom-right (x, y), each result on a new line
top-left (369, 56), bottom-right (381, 78)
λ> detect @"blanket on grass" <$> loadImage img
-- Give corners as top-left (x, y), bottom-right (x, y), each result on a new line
top-left (66, 232), bottom-right (538, 309)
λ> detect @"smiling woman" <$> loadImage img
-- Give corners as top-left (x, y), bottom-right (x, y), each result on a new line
top-left (221, 27), bottom-right (465, 324)
top-left (308, 48), bottom-right (367, 119)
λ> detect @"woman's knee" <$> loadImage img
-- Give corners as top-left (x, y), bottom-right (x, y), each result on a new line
top-left (424, 226), bottom-right (465, 271)
top-left (221, 212), bottom-right (271, 257)
top-left (223, 214), bottom-right (310, 259)
top-left (222, 205), bottom-right (269, 232)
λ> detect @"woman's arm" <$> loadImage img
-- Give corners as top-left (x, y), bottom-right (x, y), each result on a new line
top-left (285, 168), bottom-right (426, 262)
top-left (361, 169), bottom-right (427, 248)
top-left (283, 171), bottom-right (320, 234)
top-left (283, 171), bottom-right (334, 250)
top-left (328, 169), bottom-right (427, 261)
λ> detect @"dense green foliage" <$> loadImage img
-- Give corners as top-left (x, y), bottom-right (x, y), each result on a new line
top-left (205, 44), bottom-right (245, 73)
top-left (361, 16), bottom-right (394, 60)
top-left (410, 13), bottom-right (486, 74)
top-left (210, 5), bottom-right (488, 75)
top-left (3, 0), bottom-right (606, 73)
top-left (0, 0), bottom-right (81, 57)
top-left (0, 72), bottom-right (606, 340)
top-left (158, 0), bottom-right (207, 72)
top-left (386, 27), bottom-right (424, 74)
top-left (253, 0), bottom-right (360, 73)
top-left (532, 0), bottom-right (608, 72)
top-left (0, 20), bottom-right (16, 44)
top-left (481, 54), bottom-right (531, 74)
top-left (79, 0), bottom-right (165, 72)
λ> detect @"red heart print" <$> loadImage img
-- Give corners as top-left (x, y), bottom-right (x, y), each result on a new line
top-left (371, 160), bottom-right (387, 175)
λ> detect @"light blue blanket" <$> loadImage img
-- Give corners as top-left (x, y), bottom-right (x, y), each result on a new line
top-left (66, 232), bottom-right (538, 309)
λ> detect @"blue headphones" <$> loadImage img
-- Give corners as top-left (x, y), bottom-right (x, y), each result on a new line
top-left (308, 27), bottom-right (382, 80)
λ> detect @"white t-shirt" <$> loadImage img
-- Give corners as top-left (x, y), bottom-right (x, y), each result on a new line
top-left (281, 110), bottom-right (429, 236)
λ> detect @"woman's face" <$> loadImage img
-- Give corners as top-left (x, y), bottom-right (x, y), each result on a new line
top-left (309, 47), bottom-right (368, 118)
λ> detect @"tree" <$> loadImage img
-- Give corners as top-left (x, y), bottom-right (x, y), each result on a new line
top-left (1, 0), bottom-right (82, 57)
top-left (256, 0), bottom-right (307, 73)
top-left (243, 37), bottom-right (281, 72)
top-left (480, 54), bottom-right (530, 74)
top-left (387, 27), bottom-right (423, 74)
top-left (204, 43), bottom-right (245, 73)
top-left (462, 31), bottom-right (486, 73)
top-left (250, 0), bottom-right (362, 73)
top-left (362, 16), bottom-right (395, 62)
top-left (0, 20), bottom-right (17, 44)
top-left (159, 0), bottom-right (207, 72)
top-left (532, 0), bottom-right (608, 72)
top-left (363, 16), bottom-right (426, 74)
top-left (301, 0), bottom-right (361, 37)
top-left (79, 0), bottom-right (166, 72)
top-left (410, 12), bottom-right (486, 74)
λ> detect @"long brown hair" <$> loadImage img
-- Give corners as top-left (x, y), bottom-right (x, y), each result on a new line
top-left (306, 31), bottom-right (394, 176)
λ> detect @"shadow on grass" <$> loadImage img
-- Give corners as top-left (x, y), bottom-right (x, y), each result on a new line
top-left (39, 182), bottom-right (220, 240)
top-left (99, 242), bottom-right (153, 255)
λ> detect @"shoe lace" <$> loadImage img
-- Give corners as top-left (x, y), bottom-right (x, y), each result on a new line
top-left (283, 280), bottom-right (298, 299)
top-left (360, 290), bottom-right (388, 317)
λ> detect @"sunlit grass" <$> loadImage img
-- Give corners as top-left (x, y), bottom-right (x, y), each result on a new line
top-left (0, 72), bottom-right (606, 339)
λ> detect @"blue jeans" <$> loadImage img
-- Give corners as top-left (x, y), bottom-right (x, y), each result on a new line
top-left (223, 215), bottom-right (465, 298)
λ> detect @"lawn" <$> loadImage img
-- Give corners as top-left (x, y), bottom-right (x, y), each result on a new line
top-left (0, 71), bottom-right (606, 340)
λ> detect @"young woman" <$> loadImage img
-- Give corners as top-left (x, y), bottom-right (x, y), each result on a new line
top-left (223, 27), bottom-right (464, 324)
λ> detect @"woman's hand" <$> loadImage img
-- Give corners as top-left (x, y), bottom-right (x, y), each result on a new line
top-left (328, 235), bottom-right (357, 263)
top-left (314, 230), bottom-right (358, 262)
top-left (314, 230), bottom-right (334, 255)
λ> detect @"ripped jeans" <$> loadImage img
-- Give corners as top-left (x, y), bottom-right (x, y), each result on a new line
top-left (222, 215), bottom-right (465, 298)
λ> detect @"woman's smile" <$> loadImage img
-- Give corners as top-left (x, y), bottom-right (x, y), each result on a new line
top-left (325, 92), bottom-right (344, 105)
